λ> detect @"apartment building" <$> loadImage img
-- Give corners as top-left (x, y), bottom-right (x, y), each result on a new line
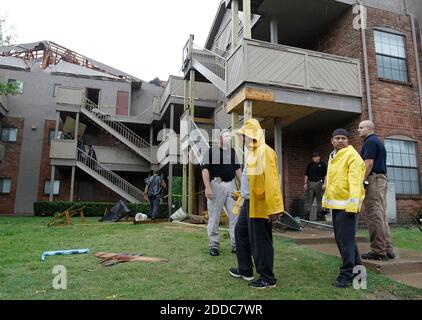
top-left (180, 0), bottom-right (422, 223)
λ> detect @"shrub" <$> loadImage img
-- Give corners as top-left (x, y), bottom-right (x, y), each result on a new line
top-left (33, 201), bottom-right (169, 219)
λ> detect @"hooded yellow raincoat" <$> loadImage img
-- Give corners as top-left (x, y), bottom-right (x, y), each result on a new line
top-left (236, 119), bottom-right (284, 219)
top-left (322, 145), bottom-right (366, 213)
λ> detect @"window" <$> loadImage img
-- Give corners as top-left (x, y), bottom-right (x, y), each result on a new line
top-left (53, 84), bottom-right (62, 97)
top-left (44, 180), bottom-right (60, 195)
top-left (374, 30), bottom-right (408, 82)
top-left (49, 129), bottom-right (63, 143)
top-left (1, 128), bottom-right (17, 142)
top-left (385, 138), bottom-right (420, 195)
top-left (8, 79), bottom-right (24, 94)
top-left (0, 178), bottom-right (11, 194)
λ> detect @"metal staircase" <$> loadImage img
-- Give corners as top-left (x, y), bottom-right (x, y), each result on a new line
top-left (81, 97), bottom-right (152, 162)
top-left (76, 148), bottom-right (145, 203)
top-left (183, 38), bottom-right (226, 93)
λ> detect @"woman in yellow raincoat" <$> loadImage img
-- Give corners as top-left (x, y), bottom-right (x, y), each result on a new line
top-left (229, 118), bottom-right (284, 289)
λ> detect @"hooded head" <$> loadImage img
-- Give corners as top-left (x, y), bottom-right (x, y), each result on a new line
top-left (237, 119), bottom-right (265, 148)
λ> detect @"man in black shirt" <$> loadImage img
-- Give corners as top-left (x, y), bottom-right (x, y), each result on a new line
top-left (202, 130), bottom-right (242, 256)
top-left (304, 152), bottom-right (327, 221)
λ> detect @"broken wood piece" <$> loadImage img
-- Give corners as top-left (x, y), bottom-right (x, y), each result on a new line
top-left (94, 252), bottom-right (168, 265)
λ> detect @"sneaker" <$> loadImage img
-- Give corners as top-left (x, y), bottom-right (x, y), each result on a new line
top-left (387, 252), bottom-right (396, 260)
top-left (248, 278), bottom-right (276, 289)
top-left (361, 251), bottom-right (388, 261)
top-left (229, 268), bottom-right (254, 281)
top-left (210, 248), bottom-right (219, 256)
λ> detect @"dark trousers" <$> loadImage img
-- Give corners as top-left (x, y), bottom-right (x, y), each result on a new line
top-left (148, 195), bottom-right (161, 219)
top-left (332, 209), bottom-right (361, 281)
top-left (234, 200), bottom-right (276, 284)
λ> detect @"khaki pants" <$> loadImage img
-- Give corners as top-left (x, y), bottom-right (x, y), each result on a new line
top-left (363, 174), bottom-right (394, 255)
top-left (207, 179), bottom-right (238, 250)
top-left (304, 181), bottom-right (323, 221)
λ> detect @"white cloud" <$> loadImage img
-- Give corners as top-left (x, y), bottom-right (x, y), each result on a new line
top-left (1, 0), bottom-right (222, 81)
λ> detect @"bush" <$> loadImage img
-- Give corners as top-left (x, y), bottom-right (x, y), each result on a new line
top-left (415, 207), bottom-right (422, 220)
top-left (33, 201), bottom-right (169, 219)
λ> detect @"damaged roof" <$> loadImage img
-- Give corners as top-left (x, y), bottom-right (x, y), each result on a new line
top-left (0, 40), bottom-right (142, 83)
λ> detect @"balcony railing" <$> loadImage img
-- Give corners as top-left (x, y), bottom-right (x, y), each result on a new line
top-left (226, 38), bottom-right (362, 98)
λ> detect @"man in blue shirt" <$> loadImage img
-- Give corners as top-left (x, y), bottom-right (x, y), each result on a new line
top-left (358, 120), bottom-right (395, 261)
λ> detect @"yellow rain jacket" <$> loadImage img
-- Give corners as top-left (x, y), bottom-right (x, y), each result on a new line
top-left (236, 119), bottom-right (284, 219)
top-left (322, 145), bottom-right (366, 214)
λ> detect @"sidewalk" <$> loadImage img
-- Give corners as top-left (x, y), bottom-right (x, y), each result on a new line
top-left (275, 228), bottom-right (422, 289)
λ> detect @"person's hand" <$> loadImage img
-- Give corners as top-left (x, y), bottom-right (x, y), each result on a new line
top-left (205, 187), bottom-right (213, 199)
top-left (304, 183), bottom-right (308, 191)
top-left (268, 213), bottom-right (281, 222)
top-left (322, 184), bottom-right (326, 191)
top-left (143, 194), bottom-right (148, 201)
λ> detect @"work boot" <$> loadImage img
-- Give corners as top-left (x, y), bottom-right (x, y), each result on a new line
top-left (361, 251), bottom-right (388, 261)
top-left (387, 252), bottom-right (396, 260)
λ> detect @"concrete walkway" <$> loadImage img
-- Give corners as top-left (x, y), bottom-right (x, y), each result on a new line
top-left (275, 227), bottom-right (422, 289)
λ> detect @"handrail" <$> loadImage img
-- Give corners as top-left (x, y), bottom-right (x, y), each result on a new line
top-left (76, 148), bottom-right (145, 202)
top-left (81, 97), bottom-right (151, 151)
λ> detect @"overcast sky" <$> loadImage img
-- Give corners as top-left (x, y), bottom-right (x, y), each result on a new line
top-left (1, 0), bottom-right (223, 82)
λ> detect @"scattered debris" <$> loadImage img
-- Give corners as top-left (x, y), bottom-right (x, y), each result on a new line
top-left (415, 218), bottom-right (422, 232)
top-left (94, 252), bottom-right (168, 267)
top-left (168, 208), bottom-right (187, 222)
top-left (183, 214), bottom-right (207, 224)
top-left (41, 248), bottom-right (90, 261)
top-left (47, 206), bottom-right (86, 227)
top-left (99, 200), bottom-right (130, 222)
top-left (135, 213), bottom-right (148, 222)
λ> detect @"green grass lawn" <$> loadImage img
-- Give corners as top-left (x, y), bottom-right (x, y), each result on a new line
top-left (1, 217), bottom-right (422, 300)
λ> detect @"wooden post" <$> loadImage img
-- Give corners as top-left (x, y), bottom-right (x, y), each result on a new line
top-left (182, 78), bottom-right (189, 213)
top-left (274, 118), bottom-right (283, 189)
top-left (168, 104), bottom-right (174, 214)
top-left (232, 0), bottom-right (239, 48)
top-left (49, 165), bottom-right (55, 202)
top-left (270, 16), bottom-right (278, 44)
top-left (242, 0), bottom-right (252, 39)
top-left (188, 70), bottom-right (196, 215)
top-left (244, 100), bottom-right (252, 122)
top-left (74, 112), bottom-right (80, 142)
top-left (149, 126), bottom-right (153, 155)
top-left (231, 111), bottom-right (240, 161)
top-left (70, 165), bottom-right (75, 201)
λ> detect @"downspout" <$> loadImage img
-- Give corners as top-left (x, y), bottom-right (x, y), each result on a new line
top-left (359, 2), bottom-right (374, 121)
top-left (405, 0), bottom-right (422, 115)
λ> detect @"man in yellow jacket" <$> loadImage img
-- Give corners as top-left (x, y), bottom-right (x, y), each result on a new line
top-left (322, 128), bottom-right (366, 288)
top-left (229, 119), bottom-right (284, 289)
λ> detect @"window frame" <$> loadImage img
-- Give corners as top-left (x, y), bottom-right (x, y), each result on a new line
top-left (7, 79), bottom-right (24, 94)
top-left (374, 29), bottom-right (409, 83)
top-left (385, 137), bottom-right (421, 196)
top-left (0, 177), bottom-right (12, 194)
top-left (43, 180), bottom-right (61, 196)
top-left (53, 84), bottom-right (62, 97)
top-left (1, 127), bottom-right (18, 143)
top-left (48, 129), bottom-right (64, 144)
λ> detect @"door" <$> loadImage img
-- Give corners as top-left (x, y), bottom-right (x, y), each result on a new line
top-left (78, 181), bottom-right (94, 201)
top-left (116, 91), bottom-right (129, 116)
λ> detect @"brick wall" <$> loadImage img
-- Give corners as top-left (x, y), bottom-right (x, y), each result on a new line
top-left (0, 117), bottom-right (24, 214)
top-left (312, 6), bottom-right (422, 223)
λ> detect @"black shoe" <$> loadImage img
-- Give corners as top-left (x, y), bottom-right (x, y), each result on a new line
top-left (361, 251), bottom-right (388, 261)
top-left (248, 278), bottom-right (276, 289)
top-left (229, 268), bottom-right (254, 281)
top-left (387, 252), bottom-right (396, 260)
top-left (333, 280), bottom-right (352, 288)
top-left (210, 248), bottom-right (219, 256)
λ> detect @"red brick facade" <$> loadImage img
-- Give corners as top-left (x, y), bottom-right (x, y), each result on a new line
top-left (281, 7), bottom-right (422, 223)
top-left (0, 117), bottom-right (24, 214)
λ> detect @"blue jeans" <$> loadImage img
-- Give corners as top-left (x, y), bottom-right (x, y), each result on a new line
top-left (148, 195), bottom-right (161, 219)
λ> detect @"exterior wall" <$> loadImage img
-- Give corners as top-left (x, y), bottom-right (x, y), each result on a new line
top-left (310, 6), bottom-right (422, 223)
top-left (130, 81), bottom-right (163, 121)
top-left (0, 117), bottom-right (24, 214)
top-left (1, 64), bottom-right (132, 214)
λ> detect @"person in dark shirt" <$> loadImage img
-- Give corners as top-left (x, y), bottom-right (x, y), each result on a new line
top-left (201, 129), bottom-right (242, 256)
top-left (87, 145), bottom-right (97, 161)
top-left (304, 152), bottom-right (327, 221)
top-left (358, 120), bottom-right (395, 261)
